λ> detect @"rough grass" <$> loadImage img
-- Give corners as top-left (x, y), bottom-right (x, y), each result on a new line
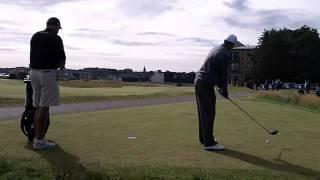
top-left (0, 97), bottom-right (24, 107)
top-left (0, 100), bottom-right (320, 179)
top-left (256, 91), bottom-right (320, 111)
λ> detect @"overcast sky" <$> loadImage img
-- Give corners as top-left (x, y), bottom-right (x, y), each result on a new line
top-left (0, 0), bottom-right (319, 72)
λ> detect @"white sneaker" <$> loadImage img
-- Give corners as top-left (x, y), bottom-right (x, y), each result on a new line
top-left (204, 143), bottom-right (225, 151)
top-left (33, 138), bottom-right (56, 150)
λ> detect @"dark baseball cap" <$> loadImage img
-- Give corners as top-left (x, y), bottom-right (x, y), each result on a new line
top-left (46, 17), bottom-right (62, 29)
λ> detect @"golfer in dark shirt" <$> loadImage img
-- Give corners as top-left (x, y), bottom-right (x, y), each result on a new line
top-left (195, 34), bottom-right (237, 150)
top-left (29, 17), bottom-right (65, 150)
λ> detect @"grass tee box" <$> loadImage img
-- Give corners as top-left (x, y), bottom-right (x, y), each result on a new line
top-left (0, 99), bottom-right (320, 179)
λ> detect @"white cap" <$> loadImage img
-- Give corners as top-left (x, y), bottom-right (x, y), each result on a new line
top-left (225, 34), bottom-right (237, 44)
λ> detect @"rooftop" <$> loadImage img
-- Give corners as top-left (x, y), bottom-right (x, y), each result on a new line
top-left (232, 45), bottom-right (256, 50)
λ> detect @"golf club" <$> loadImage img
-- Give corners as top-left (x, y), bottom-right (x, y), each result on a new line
top-left (227, 98), bottom-right (278, 135)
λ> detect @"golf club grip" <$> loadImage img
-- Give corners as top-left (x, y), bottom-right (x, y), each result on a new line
top-left (228, 98), bottom-right (270, 133)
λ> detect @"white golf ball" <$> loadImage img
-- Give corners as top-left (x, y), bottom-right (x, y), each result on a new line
top-left (265, 139), bottom-right (270, 143)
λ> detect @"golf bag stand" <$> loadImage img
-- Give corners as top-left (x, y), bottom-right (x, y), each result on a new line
top-left (20, 78), bottom-right (50, 141)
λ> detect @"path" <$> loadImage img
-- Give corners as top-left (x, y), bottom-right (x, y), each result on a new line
top-left (0, 93), bottom-right (255, 120)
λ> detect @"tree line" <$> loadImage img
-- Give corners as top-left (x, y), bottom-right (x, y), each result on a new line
top-left (248, 25), bottom-right (320, 83)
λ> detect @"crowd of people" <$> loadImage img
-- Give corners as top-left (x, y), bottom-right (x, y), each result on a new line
top-left (242, 79), bottom-right (320, 96)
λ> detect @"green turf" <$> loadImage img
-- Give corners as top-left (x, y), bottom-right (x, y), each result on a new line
top-left (0, 99), bottom-right (319, 179)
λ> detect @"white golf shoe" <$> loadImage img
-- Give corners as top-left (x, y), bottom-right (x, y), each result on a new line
top-left (204, 143), bottom-right (225, 151)
top-left (33, 138), bottom-right (56, 150)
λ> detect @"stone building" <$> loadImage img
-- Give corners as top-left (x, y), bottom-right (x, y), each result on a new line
top-left (229, 45), bottom-right (256, 85)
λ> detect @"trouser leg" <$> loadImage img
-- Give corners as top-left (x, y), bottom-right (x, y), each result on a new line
top-left (195, 93), bottom-right (204, 144)
top-left (195, 80), bottom-right (216, 146)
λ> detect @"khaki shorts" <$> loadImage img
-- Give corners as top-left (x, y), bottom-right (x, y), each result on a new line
top-left (30, 69), bottom-right (60, 107)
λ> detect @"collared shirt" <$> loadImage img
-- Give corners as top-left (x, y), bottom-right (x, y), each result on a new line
top-left (30, 28), bottom-right (66, 69)
top-left (196, 44), bottom-right (230, 88)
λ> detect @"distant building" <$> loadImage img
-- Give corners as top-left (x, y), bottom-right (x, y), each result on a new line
top-left (8, 67), bottom-right (30, 79)
top-left (151, 72), bottom-right (164, 83)
top-left (230, 45), bottom-right (256, 85)
top-left (59, 69), bottom-right (88, 80)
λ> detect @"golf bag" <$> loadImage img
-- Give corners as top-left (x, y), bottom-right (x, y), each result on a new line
top-left (20, 78), bottom-right (50, 141)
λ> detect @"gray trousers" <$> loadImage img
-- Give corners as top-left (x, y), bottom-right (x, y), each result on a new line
top-left (195, 78), bottom-right (216, 147)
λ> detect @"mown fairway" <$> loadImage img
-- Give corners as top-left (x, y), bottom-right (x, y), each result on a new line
top-left (0, 79), bottom-right (194, 99)
top-left (0, 98), bottom-right (319, 179)
top-left (0, 79), bottom-right (194, 107)
top-left (0, 79), bottom-right (255, 107)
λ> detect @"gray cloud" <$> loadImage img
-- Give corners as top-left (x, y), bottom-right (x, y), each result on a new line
top-left (177, 37), bottom-right (218, 47)
top-left (67, 32), bottom-right (106, 39)
top-left (10, 32), bottom-right (32, 37)
top-left (67, 28), bottom-right (109, 39)
top-left (257, 10), bottom-right (320, 28)
top-left (259, 12), bottom-right (286, 26)
top-left (222, 0), bottom-right (319, 30)
top-left (225, 10), bottom-right (314, 30)
top-left (64, 45), bottom-right (82, 51)
top-left (112, 40), bottom-right (157, 46)
top-left (95, 52), bottom-right (120, 57)
top-left (137, 32), bottom-right (175, 37)
top-left (118, 0), bottom-right (177, 16)
top-left (0, 31), bottom-right (31, 44)
top-left (223, 17), bottom-right (249, 29)
top-left (0, 20), bottom-right (18, 26)
top-left (0, 25), bottom-right (15, 32)
top-left (68, 30), bottom-right (172, 47)
top-left (0, 47), bottom-right (16, 52)
top-left (288, 18), bottom-right (320, 28)
top-left (223, 0), bottom-right (249, 11)
top-left (77, 28), bottom-right (106, 33)
top-left (0, 0), bottom-right (76, 8)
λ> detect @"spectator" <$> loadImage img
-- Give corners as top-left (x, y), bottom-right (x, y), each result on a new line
top-left (315, 84), bottom-right (320, 97)
top-left (298, 85), bottom-right (305, 95)
top-left (29, 17), bottom-right (66, 150)
top-left (271, 80), bottom-right (275, 90)
top-left (264, 80), bottom-right (269, 90)
top-left (304, 80), bottom-right (310, 94)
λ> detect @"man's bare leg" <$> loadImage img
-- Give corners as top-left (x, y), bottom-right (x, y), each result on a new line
top-left (34, 108), bottom-right (40, 139)
top-left (33, 106), bottom-right (55, 149)
top-left (35, 107), bottom-right (49, 139)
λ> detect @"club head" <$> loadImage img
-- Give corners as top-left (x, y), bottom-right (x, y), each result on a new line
top-left (270, 129), bottom-right (278, 135)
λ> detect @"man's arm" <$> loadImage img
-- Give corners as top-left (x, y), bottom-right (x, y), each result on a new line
top-left (29, 34), bottom-right (36, 68)
top-left (57, 37), bottom-right (66, 69)
top-left (216, 52), bottom-right (229, 98)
